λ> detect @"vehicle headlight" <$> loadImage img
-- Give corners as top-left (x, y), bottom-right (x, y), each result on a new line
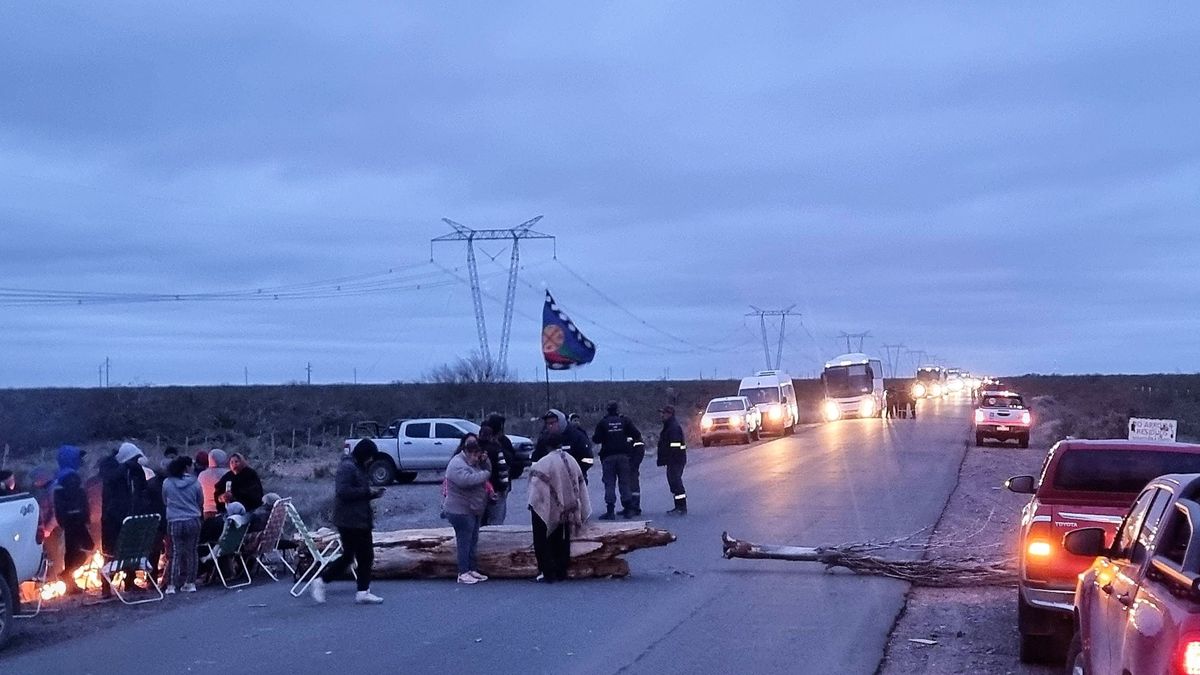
top-left (701, 415), bottom-right (714, 430)
top-left (931, 384), bottom-right (943, 397)
top-left (769, 406), bottom-right (782, 421)
top-left (729, 414), bottom-right (742, 427)
top-left (822, 400), bottom-right (841, 422)
top-left (950, 380), bottom-right (963, 391)
top-left (859, 398), bottom-right (875, 417)
top-left (912, 383), bottom-right (927, 398)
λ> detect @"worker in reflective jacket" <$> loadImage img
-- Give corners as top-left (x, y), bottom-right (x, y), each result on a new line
top-left (656, 405), bottom-right (688, 515)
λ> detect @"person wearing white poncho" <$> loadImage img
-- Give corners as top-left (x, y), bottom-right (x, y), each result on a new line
top-left (527, 435), bottom-right (591, 582)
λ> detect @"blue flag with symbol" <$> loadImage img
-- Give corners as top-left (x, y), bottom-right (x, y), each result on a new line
top-left (542, 291), bottom-right (596, 370)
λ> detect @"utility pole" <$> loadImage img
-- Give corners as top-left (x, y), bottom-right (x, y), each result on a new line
top-left (105, 357), bottom-right (110, 387)
top-left (882, 343), bottom-right (906, 378)
top-left (306, 362), bottom-right (312, 385)
top-left (746, 305), bottom-right (800, 370)
top-left (98, 364), bottom-right (104, 387)
top-left (906, 349), bottom-right (929, 371)
top-left (837, 332), bottom-right (871, 354)
top-left (431, 216), bottom-right (556, 375)
top-left (244, 366), bottom-right (249, 386)
top-left (353, 367), bottom-right (358, 384)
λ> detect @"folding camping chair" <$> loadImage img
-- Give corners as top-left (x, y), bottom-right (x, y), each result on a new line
top-left (100, 514), bottom-right (164, 605)
top-left (200, 517), bottom-right (252, 589)
top-left (287, 502), bottom-right (349, 597)
top-left (242, 498), bottom-right (295, 581)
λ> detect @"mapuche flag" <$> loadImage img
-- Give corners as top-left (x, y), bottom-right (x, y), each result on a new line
top-left (542, 290), bottom-right (596, 370)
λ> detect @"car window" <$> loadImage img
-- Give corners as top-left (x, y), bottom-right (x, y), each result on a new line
top-left (435, 423), bottom-right (465, 439)
top-left (1135, 489), bottom-right (1173, 564)
top-left (1160, 505), bottom-right (1191, 566)
top-left (1113, 489), bottom-right (1157, 560)
top-left (707, 400), bottom-right (746, 413)
top-left (404, 422), bottom-right (431, 439)
top-left (982, 395), bottom-right (1024, 408)
top-left (1053, 449), bottom-right (1200, 494)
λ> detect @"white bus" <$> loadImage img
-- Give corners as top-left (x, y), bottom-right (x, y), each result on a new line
top-left (820, 353), bottom-right (884, 422)
top-left (737, 370), bottom-right (798, 435)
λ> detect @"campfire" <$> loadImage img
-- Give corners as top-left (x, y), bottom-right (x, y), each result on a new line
top-left (20, 550), bottom-right (151, 603)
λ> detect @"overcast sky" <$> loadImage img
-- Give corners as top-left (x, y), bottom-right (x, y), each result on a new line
top-left (1, 3), bottom-right (1198, 387)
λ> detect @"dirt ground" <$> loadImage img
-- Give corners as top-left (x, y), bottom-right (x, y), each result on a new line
top-left (878, 435), bottom-right (1059, 675)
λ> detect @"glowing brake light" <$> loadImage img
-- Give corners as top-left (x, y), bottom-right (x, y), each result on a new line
top-left (1021, 411), bottom-right (1032, 425)
top-left (974, 409), bottom-right (985, 424)
top-left (1027, 540), bottom-right (1052, 557)
top-left (1179, 638), bottom-right (1200, 674)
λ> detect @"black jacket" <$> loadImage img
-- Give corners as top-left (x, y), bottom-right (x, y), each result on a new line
top-left (592, 414), bottom-right (643, 458)
top-left (53, 472), bottom-right (90, 532)
top-left (332, 456), bottom-right (378, 530)
top-left (656, 416), bottom-right (688, 466)
top-left (215, 467), bottom-right (265, 512)
top-left (482, 438), bottom-right (511, 494)
top-left (564, 423), bottom-right (595, 474)
top-left (100, 457), bottom-right (150, 525)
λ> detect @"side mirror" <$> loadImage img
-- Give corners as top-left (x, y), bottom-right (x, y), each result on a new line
top-left (1005, 475), bottom-right (1036, 494)
top-left (1063, 527), bottom-right (1107, 558)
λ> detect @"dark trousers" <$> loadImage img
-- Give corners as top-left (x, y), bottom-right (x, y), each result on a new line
top-left (666, 460), bottom-right (686, 504)
top-left (601, 455), bottom-right (633, 508)
top-left (629, 447), bottom-right (645, 507)
top-left (61, 523), bottom-right (93, 587)
top-left (321, 527), bottom-right (373, 592)
top-left (167, 518), bottom-right (201, 588)
top-left (531, 510), bottom-right (571, 581)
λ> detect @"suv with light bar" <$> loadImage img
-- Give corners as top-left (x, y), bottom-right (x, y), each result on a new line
top-left (1006, 439), bottom-right (1200, 663)
top-left (700, 396), bottom-right (761, 447)
top-left (974, 391), bottom-right (1031, 448)
top-left (1066, 472), bottom-right (1200, 675)
top-left (911, 366), bottom-right (945, 398)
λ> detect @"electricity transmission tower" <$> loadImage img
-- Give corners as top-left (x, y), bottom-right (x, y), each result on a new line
top-left (432, 216), bottom-right (555, 371)
top-left (746, 305), bottom-right (800, 370)
top-left (882, 343), bottom-right (906, 378)
top-left (838, 331), bottom-right (872, 353)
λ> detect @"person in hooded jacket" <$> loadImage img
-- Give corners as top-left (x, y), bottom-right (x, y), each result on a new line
top-left (162, 456), bottom-right (203, 594)
top-left (100, 442), bottom-right (151, 594)
top-left (533, 409), bottom-right (593, 476)
top-left (53, 445), bottom-right (93, 592)
top-left (311, 439), bottom-right (385, 605)
top-left (197, 449), bottom-right (228, 519)
top-left (656, 406), bottom-right (689, 515)
top-left (527, 433), bottom-right (591, 582)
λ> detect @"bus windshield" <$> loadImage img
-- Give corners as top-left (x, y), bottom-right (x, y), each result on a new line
top-left (739, 387), bottom-right (780, 405)
top-left (824, 364), bottom-right (873, 398)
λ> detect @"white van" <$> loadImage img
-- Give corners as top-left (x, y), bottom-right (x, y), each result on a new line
top-left (737, 370), bottom-right (798, 435)
top-left (820, 353), bottom-right (884, 421)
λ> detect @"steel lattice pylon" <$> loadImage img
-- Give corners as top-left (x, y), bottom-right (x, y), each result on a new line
top-left (746, 305), bottom-right (799, 370)
top-left (432, 216), bottom-right (555, 372)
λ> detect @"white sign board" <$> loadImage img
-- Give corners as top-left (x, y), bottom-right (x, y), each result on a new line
top-left (1128, 417), bottom-right (1177, 442)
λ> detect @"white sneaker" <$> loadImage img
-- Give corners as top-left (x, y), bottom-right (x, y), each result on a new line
top-left (165, 585), bottom-right (176, 595)
top-left (310, 578), bottom-right (327, 603)
top-left (468, 571), bottom-right (489, 581)
top-left (355, 590), bottom-right (384, 605)
top-left (181, 583), bottom-right (197, 593)
top-left (457, 572), bottom-right (479, 585)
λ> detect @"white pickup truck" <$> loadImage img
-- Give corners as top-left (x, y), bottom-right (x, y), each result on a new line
top-left (1, 492), bottom-right (43, 650)
top-left (345, 418), bottom-right (536, 486)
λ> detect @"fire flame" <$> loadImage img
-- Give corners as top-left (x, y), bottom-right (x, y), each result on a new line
top-left (19, 550), bottom-right (153, 603)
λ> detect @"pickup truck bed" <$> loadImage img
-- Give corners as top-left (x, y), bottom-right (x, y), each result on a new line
top-left (1, 492), bottom-right (44, 650)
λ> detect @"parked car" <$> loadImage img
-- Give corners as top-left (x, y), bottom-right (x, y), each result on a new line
top-left (974, 391), bottom-right (1031, 447)
top-left (345, 418), bottom-right (535, 486)
top-left (1006, 439), bottom-right (1200, 663)
top-left (1066, 472), bottom-right (1200, 674)
top-left (700, 396), bottom-right (761, 446)
top-left (1, 492), bottom-right (44, 650)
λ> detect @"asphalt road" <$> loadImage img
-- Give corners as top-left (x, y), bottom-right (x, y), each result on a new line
top-left (5, 398), bottom-right (971, 675)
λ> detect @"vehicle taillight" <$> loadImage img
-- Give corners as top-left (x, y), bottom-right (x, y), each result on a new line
top-left (1027, 540), bottom-right (1052, 558)
top-left (974, 410), bottom-right (985, 424)
top-left (1021, 411), bottom-right (1032, 425)
top-left (1178, 638), bottom-right (1200, 674)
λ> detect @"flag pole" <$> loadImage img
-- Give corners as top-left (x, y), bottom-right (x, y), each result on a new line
top-left (544, 363), bottom-right (552, 410)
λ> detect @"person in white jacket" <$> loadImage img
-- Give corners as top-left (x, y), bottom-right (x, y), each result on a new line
top-left (527, 434), bottom-right (591, 583)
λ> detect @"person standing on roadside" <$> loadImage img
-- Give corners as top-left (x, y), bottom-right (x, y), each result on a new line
top-left (564, 413), bottom-right (596, 483)
top-left (656, 406), bottom-right (688, 516)
top-left (483, 413), bottom-right (522, 479)
top-left (197, 449), bottom-right (228, 519)
top-left (527, 433), bottom-right (591, 582)
top-left (478, 426), bottom-right (511, 526)
top-left (444, 437), bottom-right (492, 584)
top-left (593, 401), bottom-right (642, 520)
top-left (100, 442), bottom-right (151, 594)
top-left (311, 439), bottom-right (385, 605)
top-left (53, 445), bottom-right (92, 593)
top-left (162, 457), bottom-right (203, 594)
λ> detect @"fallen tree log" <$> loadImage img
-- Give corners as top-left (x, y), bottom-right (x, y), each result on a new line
top-left (312, 521), bottom-right (675, 579)
top-left (720, 531), bottom-right (1018, 588)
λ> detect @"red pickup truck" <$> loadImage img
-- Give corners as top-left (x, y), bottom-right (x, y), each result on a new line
top-left (1006, 439), bottom-right (1200, 663)
top-left (1065, 472), bottom-right (1200, 675)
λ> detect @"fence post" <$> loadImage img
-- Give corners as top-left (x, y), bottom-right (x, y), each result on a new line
top-left (291, 429), bottom-right (296, 450)
top-left (307, 428), bottom-right (312, 447)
